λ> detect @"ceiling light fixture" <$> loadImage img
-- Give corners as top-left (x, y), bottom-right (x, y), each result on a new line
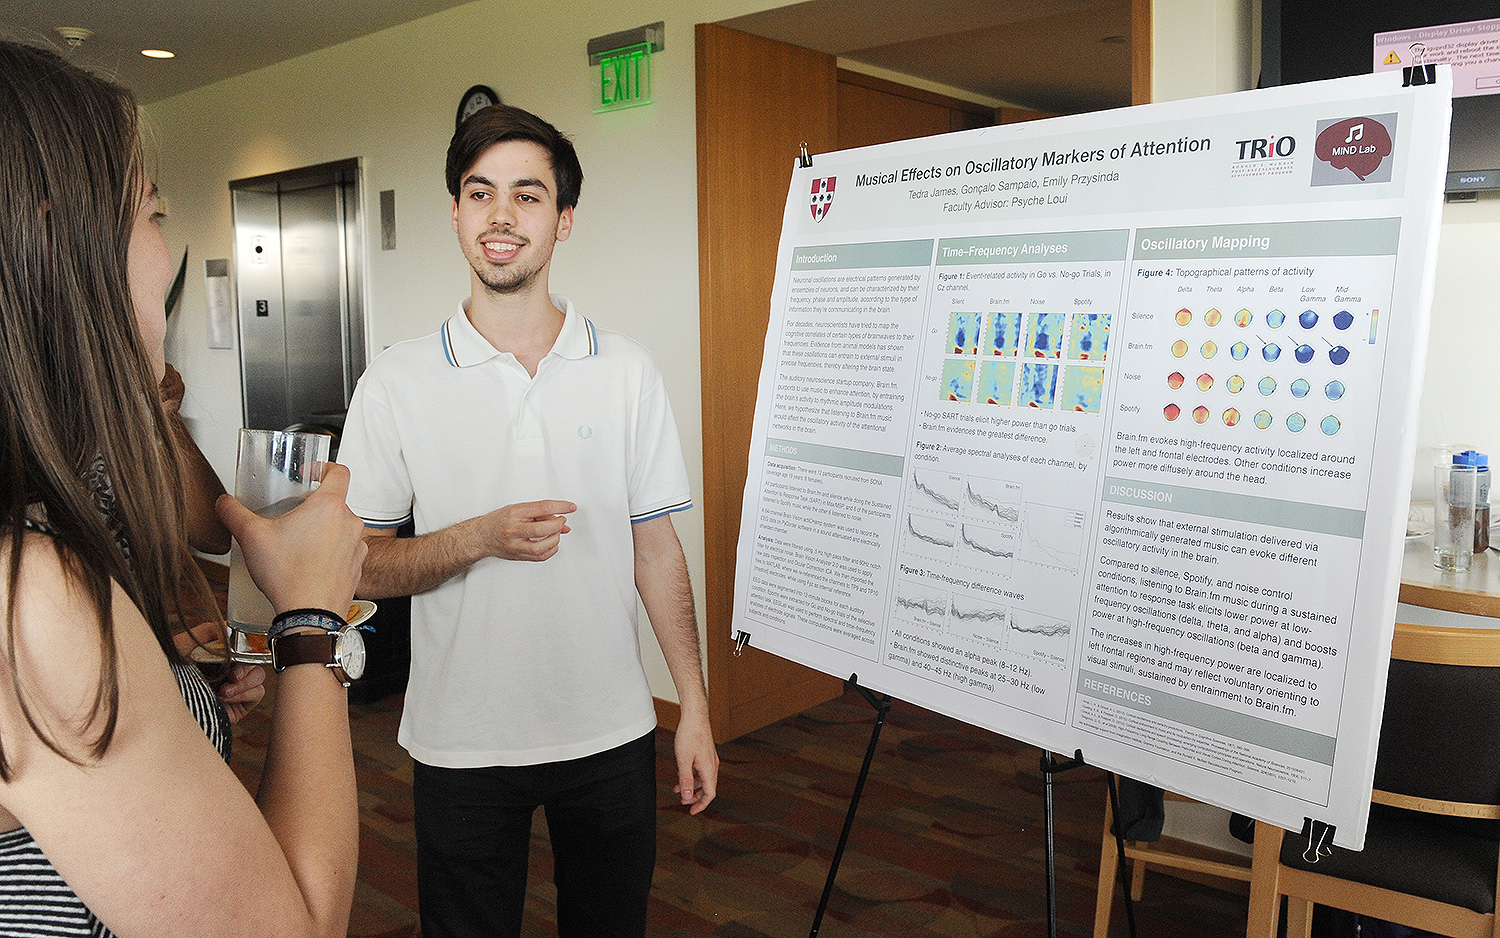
top-left (141, 49), bottom-right (175, 59)
top-left (55, 26), bottom-right (93, 48)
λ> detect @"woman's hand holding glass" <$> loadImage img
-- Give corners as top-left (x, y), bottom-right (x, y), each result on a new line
top-left (215, 462), bottom-right (366, 617)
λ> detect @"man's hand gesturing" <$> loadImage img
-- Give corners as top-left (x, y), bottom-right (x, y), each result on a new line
top-left (483, 500), bottom-right (576, 561)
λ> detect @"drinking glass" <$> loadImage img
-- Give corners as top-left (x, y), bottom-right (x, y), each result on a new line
top-left (1434, 463), bottom-right (1478, 572)
top-left (226, 429), bottom-right (331, 662)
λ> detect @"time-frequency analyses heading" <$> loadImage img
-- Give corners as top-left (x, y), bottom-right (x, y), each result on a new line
top-left (853, 135), bottom-right (1213, 188)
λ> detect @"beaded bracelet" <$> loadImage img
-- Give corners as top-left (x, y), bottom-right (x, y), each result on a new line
top-left (268, 607), bottom-right (349, 643)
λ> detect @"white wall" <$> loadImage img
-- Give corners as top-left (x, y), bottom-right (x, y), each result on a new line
top-left (1151, 0), bottom-right (1255, 104)
top-left (147, 0), bottom-right (785, 703)
top-left (1417, 194), bottom-right (1500, 492)
top-left (1151, 0), bottom-right (1500, 502)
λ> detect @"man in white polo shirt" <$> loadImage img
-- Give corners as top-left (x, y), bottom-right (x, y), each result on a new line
top-left (338, 105), bottom-right (717, 938)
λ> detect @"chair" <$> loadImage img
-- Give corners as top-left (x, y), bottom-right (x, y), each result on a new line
top-left (1093, 790), bottom-right (1252, 938)
top-left (1246, 622), bottom-right (1500, 938)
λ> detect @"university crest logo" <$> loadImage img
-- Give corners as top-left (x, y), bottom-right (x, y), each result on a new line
top-left (810, 177), bottom-right (836, 221)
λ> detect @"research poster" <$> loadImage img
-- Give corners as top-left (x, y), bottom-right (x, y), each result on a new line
top-left (732, 71), bottom-right (1451, 847)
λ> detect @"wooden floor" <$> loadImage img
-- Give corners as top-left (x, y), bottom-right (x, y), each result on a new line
top-left (227, 687), bottom-right (1252, 938)
top-left (192, 559), bottom-right (1249, 937)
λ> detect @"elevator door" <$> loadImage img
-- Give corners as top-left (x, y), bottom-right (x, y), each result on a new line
top-left (232, 159), bottom-right (365, 431)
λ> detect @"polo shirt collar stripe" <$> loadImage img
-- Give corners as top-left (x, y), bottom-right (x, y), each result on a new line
top-left (443, 302), bottom-right (499, 368)
top-left (442, 296), bottom-right (598, 368)
top-left (440, 319), bottom-right (458, 367)
top-left (552, 296), bottom-right (596, 360)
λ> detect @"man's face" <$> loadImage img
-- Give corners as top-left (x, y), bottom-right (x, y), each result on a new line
top-left (451, 140), bottom-right (573, 297)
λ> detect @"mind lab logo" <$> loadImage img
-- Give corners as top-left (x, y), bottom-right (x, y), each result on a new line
top-left (810, 176), bottom-right (836, 221)
top-left (1311, 114), bottom-right (1396, 186)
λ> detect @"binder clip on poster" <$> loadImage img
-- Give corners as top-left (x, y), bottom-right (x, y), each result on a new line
top-left (1300, 817), bottom-right (1336, 863)
top-left (1403, 42), bottom-right (1436, 87)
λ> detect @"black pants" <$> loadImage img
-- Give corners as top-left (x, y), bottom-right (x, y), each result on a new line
top-left (413, 731), bottom-right (658, 938)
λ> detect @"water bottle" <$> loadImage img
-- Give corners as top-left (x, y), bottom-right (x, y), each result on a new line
top-left (1455, 450), bottom-right (1490, 553)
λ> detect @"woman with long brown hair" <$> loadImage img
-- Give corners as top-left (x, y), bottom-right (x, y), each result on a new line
top-left (0, 40), bottom-right (367, 936)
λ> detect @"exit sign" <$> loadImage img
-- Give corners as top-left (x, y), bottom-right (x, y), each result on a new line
top-left (596, 42), bottom-right (651, 112)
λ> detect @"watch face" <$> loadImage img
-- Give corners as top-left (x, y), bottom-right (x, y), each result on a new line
top-left (338, 628), bottom-right (367, 681)
top-left (457, 85), bottom-right (500, 130)
top-left (462, 94), bottom-right (491, 120)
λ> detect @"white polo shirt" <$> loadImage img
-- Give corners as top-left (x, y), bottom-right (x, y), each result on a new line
top-left (339, 296), bottom-right (692, 767)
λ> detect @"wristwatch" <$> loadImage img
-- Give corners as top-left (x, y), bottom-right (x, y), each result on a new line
top-left (270, 612), bottom-right (367, 686)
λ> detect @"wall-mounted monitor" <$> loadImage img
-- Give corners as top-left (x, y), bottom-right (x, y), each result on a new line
top-left (1260, 1), bottom-right (1500, 193)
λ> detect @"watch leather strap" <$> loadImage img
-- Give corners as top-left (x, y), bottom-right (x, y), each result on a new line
top-left (272, 631), bottom-right (338, 671)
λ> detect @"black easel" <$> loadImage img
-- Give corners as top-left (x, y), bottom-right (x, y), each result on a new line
top-left (808, 674), bottom-right (892, 938)
top-left (792, 663), bottom-right (1110, 930)
top-left (1039, 749), bottom-right (1087, 938)
top-left (798, 675), bottom-right (1102, 938)
top-left (1103, 772), bottom-right (1140, 938)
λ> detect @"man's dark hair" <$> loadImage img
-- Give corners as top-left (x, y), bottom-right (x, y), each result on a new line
top-left (445, 105), bottom-right (584, 210)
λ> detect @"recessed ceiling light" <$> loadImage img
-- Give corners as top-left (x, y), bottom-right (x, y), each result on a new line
top-left (55, 26), bottom-right (93, 48)
top-left (141, 49), bottom-right (175, 59)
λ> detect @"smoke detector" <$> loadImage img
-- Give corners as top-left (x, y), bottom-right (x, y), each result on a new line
top-left (55, 27), bottom-right (93, 49)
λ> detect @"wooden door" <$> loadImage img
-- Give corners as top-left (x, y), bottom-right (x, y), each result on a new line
top-left (696, 8), bottom-right (1152, 742)
top-left (697, 24), bottom-right (843, 743)
top-left (836, 69), bottom-right (995, 150)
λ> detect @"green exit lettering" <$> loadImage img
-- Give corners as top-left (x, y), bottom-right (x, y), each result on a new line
top-left (597, 43), bottom-right (651, 112)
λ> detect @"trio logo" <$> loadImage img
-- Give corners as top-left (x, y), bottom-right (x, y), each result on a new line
top-left (1311, 114), bottom-right (1397, 185)
top-left (1229, 132), bottom-right (1297, 181)
top-left (1235, 135), bottom-right (1296, 160)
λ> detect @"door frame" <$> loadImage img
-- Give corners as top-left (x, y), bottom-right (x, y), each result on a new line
top-left (229, 157), bottom-right (366, 430)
